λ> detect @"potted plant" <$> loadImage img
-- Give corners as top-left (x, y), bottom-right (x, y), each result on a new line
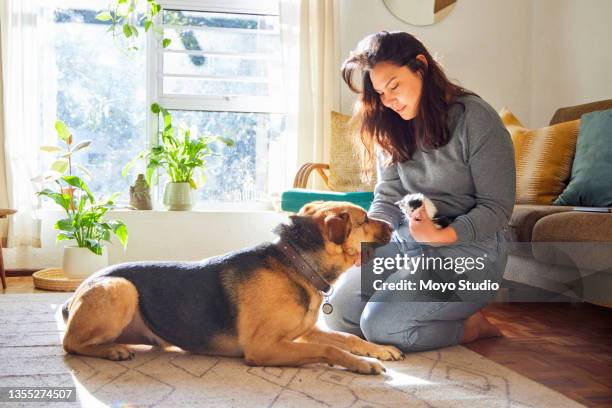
top-left (37, 175), bottom-right (128, 279)
top-left (33, 120), bottom-right (92, 208)
top-left (123, 103), bottom-right (234, 210)
top-left (35, 122), bottom-right (128, 279)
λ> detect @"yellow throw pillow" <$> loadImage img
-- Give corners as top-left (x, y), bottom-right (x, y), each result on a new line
top-left (328, 111), bottom-right (375, 192)
top-left (500, 108), bottom-right (579, 205)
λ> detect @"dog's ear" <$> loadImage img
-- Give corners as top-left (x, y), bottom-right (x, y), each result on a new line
top-left (324, 212), bottom-right (352, 245)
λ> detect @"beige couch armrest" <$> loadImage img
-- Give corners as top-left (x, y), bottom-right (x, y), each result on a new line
top-left (532, 211), bottom-right (612, 242)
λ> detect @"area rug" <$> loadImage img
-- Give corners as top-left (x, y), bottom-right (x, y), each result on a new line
top-left (0, 293), bottom-right (584, 407)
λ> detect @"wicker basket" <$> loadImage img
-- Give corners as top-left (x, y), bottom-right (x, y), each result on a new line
top-left (32, 268), bottom-right (84, 292)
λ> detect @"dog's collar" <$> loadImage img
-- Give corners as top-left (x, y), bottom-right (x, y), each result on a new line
top-left (276, 239), bottom-right (331, 293)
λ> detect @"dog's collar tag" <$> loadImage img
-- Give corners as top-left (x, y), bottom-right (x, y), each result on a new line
top-left (322, 298), bottom-right (333, 314)
top-left (322, 287), bottom-right (334, 314)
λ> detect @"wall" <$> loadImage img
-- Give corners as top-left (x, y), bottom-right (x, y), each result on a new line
top-left (339, 0), bottom-right (534, 124)
top-left (338, 0), bottom-right (612, 128)
top-left (530, 0), bottom-right (612, 126)
top-left (4, 210), bottom-right (287, 270)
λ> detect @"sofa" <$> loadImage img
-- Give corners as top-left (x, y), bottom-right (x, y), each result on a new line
top-left (503, 99), bottom-right (612, 305)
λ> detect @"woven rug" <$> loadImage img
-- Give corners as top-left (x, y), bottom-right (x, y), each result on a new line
top-left (0, 293), bottom-right (584, 408)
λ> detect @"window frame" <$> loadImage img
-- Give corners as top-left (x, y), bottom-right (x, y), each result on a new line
top-left (144, 0), bottom-right (286, 210)
top-left (147, 0), bottom-right (284, 147)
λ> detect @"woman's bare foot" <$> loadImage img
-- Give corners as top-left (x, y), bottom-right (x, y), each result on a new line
top-left (460, 311), bottom-right (502, 343)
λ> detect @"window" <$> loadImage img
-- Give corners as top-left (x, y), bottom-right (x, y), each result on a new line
top-left (40, 0), bottom-right (147, 201)
top-left (151, 1), bottom-right (286, 205)
top-left (39, 0), bottom-right (286, 208)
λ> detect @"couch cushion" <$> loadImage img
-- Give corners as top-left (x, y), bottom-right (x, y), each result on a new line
top-left (508, 204), bottom-right (573, 243)
top-left (280, 189), bottom-right (374, 213)
top-left (500, 108), bottom-right (579, 204)
top-left (554, 109), bottom-right (612, 207)
top-left (531, 211), bottom-right (612, 271)
top-left (328, 111), bottom-right (375, 192)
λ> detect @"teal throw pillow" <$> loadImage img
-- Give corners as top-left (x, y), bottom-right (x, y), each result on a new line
top-left (555, 109), bottom-right (612, 206)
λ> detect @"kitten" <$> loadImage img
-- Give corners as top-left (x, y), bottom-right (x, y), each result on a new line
top-left (395, 193), bottom-right (451, 229)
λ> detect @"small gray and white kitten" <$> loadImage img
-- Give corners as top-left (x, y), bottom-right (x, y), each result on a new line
top-left (395, 193), bottom-right (451, 229)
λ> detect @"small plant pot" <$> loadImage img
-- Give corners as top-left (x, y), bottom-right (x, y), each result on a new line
top-left (63, 246), bottom-right (108, 279)
top-left (163, 182), bottom-right (194, 211)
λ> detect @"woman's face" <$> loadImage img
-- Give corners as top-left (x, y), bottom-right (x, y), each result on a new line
top-left (369, 60), bottom-right (424, 120)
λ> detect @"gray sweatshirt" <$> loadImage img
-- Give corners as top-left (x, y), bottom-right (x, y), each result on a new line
top-left (368, 95), bottom-right (516, 242)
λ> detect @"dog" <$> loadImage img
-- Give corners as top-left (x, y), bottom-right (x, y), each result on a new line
top-left (396, 193), bottom-right (451, 229)
top-left (62, 201), bottom-right (403, 375)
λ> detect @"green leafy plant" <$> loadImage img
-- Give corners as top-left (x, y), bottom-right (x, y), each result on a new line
top-left (35, 122), bottom-right (128, 255)
top-left (122, 103), bottom-right (235, 189)
top-left (37, 176), bottom-right (128, 255)
top-left (34, 120), bottom-right (92, 183)
top-left (95, 0), bottom-right (171, 51)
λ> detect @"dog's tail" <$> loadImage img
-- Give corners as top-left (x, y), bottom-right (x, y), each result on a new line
top-left (61, 298), bottom-right (71, 323)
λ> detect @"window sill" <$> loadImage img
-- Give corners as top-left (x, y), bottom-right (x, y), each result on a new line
top-left (38, 201), bottom-right (279, 215)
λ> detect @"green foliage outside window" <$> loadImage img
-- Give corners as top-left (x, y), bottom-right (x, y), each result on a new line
top-left (95, 0), bottom-right (171, 51)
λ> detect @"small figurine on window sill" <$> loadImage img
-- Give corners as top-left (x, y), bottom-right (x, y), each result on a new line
top-left (129, 174), bottom-right (152, 210)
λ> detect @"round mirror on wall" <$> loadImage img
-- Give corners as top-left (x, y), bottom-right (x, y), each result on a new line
top-left (383, 0), bottom-right (457, 26)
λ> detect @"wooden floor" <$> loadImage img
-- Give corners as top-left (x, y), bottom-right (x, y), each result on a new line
top-left (3, 277), bottom-right (611, 407)
top-left (2, 276), bottom-right (50, 294)
top-left (469, 302), bottom-right (612, 408)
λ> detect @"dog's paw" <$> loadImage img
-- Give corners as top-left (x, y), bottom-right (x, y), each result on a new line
top-left (106, 346), bottom-right (135, 361)
top-left (351, 343), bottom-right (404, 361)
top-left (350, 356), bottom-right (386, 375)
top-left (368, 344), bottom-right (404, 361)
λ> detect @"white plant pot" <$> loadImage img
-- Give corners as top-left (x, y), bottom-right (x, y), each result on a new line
top-left (63, 246), bottom-right (109, 280)
top-left (163, 182), bottom-right (194, 211)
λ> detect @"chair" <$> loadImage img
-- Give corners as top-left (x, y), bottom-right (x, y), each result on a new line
top-left (0, 209), bottom-right (17, 289)
top-left (280, 112), bottom-right (375, 212)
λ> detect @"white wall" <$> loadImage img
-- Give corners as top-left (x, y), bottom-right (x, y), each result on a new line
top-left (339, 0), bottom-right (612, 128)
top-left (4, 210), bottom-right (287, 270)
top-left (530, 0), bottom-right (612, 126)
top-left (339, 0), bottom-right (534, 124)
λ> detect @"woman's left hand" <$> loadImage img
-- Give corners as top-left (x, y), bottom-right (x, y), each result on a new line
top-left (408, 206), bottom-right (439, 243)
top-left (408, 206), bottom-right (458, 245)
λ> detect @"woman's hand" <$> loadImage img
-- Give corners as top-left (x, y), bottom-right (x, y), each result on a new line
top-left (408, 207), bottom-right (458, 245)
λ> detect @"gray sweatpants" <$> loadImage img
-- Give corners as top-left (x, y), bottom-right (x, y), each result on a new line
top-left (322, 224), bottom-right (508, 352)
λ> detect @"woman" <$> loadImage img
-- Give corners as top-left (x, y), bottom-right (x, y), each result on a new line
top-left (323, 31), bottom-right (515, 351)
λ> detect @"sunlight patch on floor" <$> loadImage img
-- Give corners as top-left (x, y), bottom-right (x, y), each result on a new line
top-left (385, 368), bottom-right (433, 386)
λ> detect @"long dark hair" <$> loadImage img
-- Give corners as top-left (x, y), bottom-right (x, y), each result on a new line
top-left (342, 31), bottom-right (475, 181)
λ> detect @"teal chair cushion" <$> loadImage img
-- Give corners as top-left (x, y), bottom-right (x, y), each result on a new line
top-left (281, 189), bottom-right (374, 212)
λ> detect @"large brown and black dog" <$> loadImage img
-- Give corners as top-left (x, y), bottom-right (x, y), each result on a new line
top-left (62, 201), bottom-right (403, 374)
